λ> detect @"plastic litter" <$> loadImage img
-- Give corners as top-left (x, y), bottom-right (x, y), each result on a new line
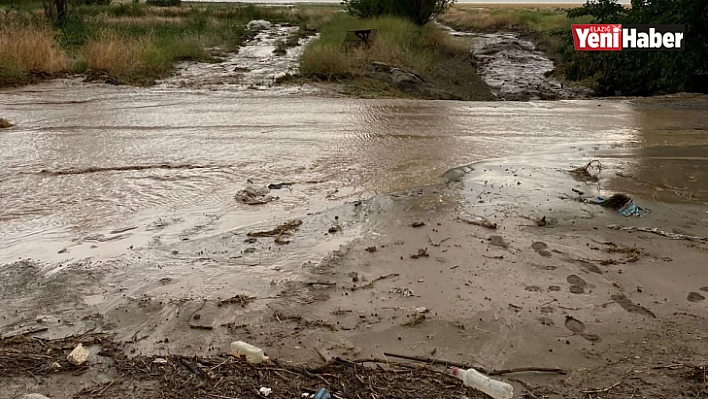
top-left (451, 367), bottom-right (514, 399)
top-left (314, 388), bottom-right (331, 399)
top-left (259, 387), bottom-right (272, 397)
top-left (586, 194), bottom-right (649, 217)
top-left (230, 341), bottom-right (269, 364)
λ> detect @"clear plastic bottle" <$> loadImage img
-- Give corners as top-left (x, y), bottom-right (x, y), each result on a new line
top-left (451, 367), bottom-right (514, 399)
top-left (230, 341), bottom-right (268, 364)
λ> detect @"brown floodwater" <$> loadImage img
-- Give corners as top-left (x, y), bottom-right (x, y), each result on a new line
top-left (1, 82), bottom-right (707, 275)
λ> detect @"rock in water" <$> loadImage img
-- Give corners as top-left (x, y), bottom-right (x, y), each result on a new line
top-left (0, 118), bottom-right (13, 128)
top-left (67, 343), bottom-right (90, 365)
top-left (247, 20), bottom-right (271, 31)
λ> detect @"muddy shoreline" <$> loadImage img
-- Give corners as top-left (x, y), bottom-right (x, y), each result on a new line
top-left (2, 16), bottom-right (708, 399)
top-left (3, 133), bottom-right (708, 397)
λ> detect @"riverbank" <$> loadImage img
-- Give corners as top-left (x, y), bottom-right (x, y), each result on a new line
top-left (0, 2), bottom-right (584, 101)
top-left (0, 2), bottom-right (335, 87)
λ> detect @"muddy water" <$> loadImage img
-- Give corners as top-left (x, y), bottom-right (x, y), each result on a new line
top-left (441, 24), bottom-right (591, 100)
top-left (159, 24), bottom-right (316, 90)
top-left (1, 77), bottom-right (708, 301)
top-left (1, 92), bottom-right (638, 263)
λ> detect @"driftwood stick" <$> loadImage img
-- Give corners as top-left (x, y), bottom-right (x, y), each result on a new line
top-left (382, 352), bottom-right (566, 375)
top-left (383, 352), bottom-right (485, 372)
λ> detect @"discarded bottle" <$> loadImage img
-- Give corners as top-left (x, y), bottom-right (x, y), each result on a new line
top-left (230, 341), bottom-right (269, 364)
top-left (451, 367), bottom-right (514, 399)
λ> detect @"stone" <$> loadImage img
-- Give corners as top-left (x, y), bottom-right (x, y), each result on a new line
top-left (247, 20), bottom-right (271, 31)
top-left (371, 61), bottom-right (391, 72)
top-left (0, 118), bottom-right (13, 128)
top-left (67, 343), bottom-right (90, 365)
top-left (390, 68), bottom-right (424, 89)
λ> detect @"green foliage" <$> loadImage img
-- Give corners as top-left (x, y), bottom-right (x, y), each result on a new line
top-left (343, 0), bottom-right (455, 26)
top-left (562, 0), bottom-right (708, 95)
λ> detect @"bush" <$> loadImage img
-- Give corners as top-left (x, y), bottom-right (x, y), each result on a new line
top-left (562, 0), bottom-right (708, 96)
top-left (344, 0), bottom-right (455, 26)
top-left (0, 24), bottom-right (70, 75)
top-left (146, 0), bottom-right (181, 6)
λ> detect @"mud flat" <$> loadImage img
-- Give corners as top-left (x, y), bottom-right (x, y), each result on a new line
top-left (2, 92), bottom-right (708, 397)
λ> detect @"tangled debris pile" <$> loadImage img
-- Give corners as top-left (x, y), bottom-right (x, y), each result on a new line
top-left (0, 334), bottom-right (491, 399)
top-left (569, 160), bottom-right (602, 182)
top-left (586, 193), bottom-right (649, 217)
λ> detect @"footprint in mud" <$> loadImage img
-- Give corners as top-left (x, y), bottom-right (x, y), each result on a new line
top-left (564, 316), bottom-right (586, 333)
top-left (488, 235), bottom-right (508, 249)
top-left (548, 285), bottom-right (561, 292)
top-left (700, 287), bottom-right (708, 293)
top-left (687, 292), bottom-right (706, 303)
top-left (525, 285), bottom-right (542, 292)
top-left (611, 293), bottom-right (656, 318)
top-left (567, 274), bottom-right (590, 294)
top-left (564, 316), bottom-right (602, 342)
top-left (531, 242), bottom-right (552, 257)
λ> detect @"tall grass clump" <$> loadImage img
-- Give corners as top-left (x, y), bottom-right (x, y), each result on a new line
top-left (0, 23), bottom-right (70, 84)
top-left (82, 32), bottom-right (147, 77)
top-left (300, 13), bottom-right (466, 79)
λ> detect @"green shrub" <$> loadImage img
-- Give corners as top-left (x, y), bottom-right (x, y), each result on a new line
top-left (343, 0), bottom-right (455, 26)
top-left (561, 0), bottom-right (708, 96)
top-left (146, 0), bottom-right (181, 6)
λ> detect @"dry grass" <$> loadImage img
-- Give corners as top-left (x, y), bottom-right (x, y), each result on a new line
top-left (301, 15), bottom-right (469, 79)
top-left (82, 32), bottom-right (149, 77)
top-left (439, 8), bottom-right (525, 32)
top-left (421, 26), bottom-right (471, 56)
top-left (439, 6), bottom-right (592, 33)
top-left (0, 24), bottom-right (70, 74)
top-left (104, 15), bottom-right (187, 27)
top-left (300, 43), bottom-right (352, 77)
top-left (297, 8), bottom-right (339, 30)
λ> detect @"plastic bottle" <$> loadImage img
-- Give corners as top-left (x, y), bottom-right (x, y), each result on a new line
top-left (230, 341), bottom-right (269, 364)
top-left (451, 367), bottom-right (514, 399)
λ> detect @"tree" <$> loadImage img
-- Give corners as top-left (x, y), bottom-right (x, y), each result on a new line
top-left (562, 0), bottom-right (708, 95)
top-left (344, 0), bottom-right (456, 26)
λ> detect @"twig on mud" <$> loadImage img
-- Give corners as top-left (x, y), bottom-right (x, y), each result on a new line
top-left (508, 377), bottom-right (539, 399)
top-left (581, 381), bottom-right (622, 394)
top-left (205, 394), bottom-right (239, 399)
top-left (97, 373), bottom-right (124, 395)
top-left (537, 299), bottom-right (558, 308)
top-left (428, 236), bottom-right (451, 247)
top-left (180, 358), bottom-right (212, 380)
top-left (1, 327), bottom-right (49, 340)
top-left (306, 281), bottom-right (337, 287)
top-left (351, 273), bottom-right (400, 291)
top-left (381, 352), bottom-right (566, 375)
top-left (607, 224), bottom-right (708, 242)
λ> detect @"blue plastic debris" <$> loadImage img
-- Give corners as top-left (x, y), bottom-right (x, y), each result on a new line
top-left (314, 388), bottom-right (331, 399)
top-left (585, 194), bottom-right (649, 217)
